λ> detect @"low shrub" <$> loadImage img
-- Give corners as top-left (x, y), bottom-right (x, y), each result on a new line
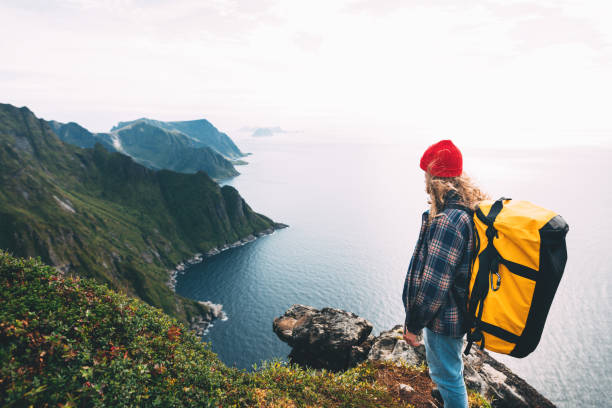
top-left (0, 251), bottom-right (489, 408)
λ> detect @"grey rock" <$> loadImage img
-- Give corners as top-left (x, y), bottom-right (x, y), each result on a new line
top-left (273, 304), bottom-right (373, 371)
top-left (273, 305), bottom-right (555, 408)
top-left (291, 307), bottom-right (372, 350)
top-left (466, 348), bottom-right (554, 408)
top-left (363, 324), bottom-right (553, 408)
top-left (273, 304), bottom-right (317, 344)
top-left (349, 334), bottom-right (375, 368)
top-left (367, 325), bottom-right (426, 367)
top-left (399, 383), bottom-right (415, 397)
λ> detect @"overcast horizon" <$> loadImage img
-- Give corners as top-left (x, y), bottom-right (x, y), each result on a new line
top-left (2, 0), bottom-right (612, 147)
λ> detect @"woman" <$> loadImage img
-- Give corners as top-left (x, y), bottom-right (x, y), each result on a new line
top-left (402, 140), bottom-right (489, 408)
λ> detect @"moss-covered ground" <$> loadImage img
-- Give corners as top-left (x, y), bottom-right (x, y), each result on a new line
top-left (0, 252), bottom-right (490, 407)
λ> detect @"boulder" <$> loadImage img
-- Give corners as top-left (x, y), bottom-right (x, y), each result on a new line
top-left (272, 304), bottom-right (317, 345)
top-left (462, 350), bottom-right (556, 408)
top-left (273, 304), bottom-right (373, 371)
top-left (366, 325), bottom-right (555, 408)
top-left (367, 325), bottom-right (426, 367)
top-left (399, 383), bottom-right (415, 397)
top-left (273, 305), bottom-right (556, 408)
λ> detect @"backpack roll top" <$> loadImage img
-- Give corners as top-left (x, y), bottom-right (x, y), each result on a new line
top-left (465, 198), bottom-right (569, 358)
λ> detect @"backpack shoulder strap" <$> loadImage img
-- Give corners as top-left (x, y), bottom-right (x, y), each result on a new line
top-left (474, 197), bottom-right (511, 226)
top-left (464, 196), bottom-right (512, 355)
top-left (445, 203), bottom-right (474, 215)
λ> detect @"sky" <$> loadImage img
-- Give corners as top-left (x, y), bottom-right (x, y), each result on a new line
top-left (1, 0), bottom-right (612, 147)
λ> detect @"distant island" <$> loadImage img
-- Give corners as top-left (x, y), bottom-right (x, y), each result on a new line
top-left (242, 126), bottom-right (288, 137)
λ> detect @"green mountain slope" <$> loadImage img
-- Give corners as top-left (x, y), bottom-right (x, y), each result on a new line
top-left (112, 117), bottom-right (244, 159)
top-left (50, 120), bottom-right (238, 180)
top-left (0, 103), bottom-right (277, 325)
top-left (47, 120), bottom-right (116, 151)
top-left (114, 121), bottom-right (238, 179)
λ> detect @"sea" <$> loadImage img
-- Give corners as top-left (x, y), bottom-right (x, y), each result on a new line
top-left (175, 135), bottom-right (612, 407)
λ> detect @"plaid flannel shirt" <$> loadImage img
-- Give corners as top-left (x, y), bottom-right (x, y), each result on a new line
top-left (402, 195), bottom-right (474, 338)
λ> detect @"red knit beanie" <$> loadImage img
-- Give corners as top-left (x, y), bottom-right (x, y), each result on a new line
top-left (419, 140), bottom-right (462, 178)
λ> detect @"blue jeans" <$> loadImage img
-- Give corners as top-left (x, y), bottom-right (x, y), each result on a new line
top-left (424, 328), bottom-right (468, 408)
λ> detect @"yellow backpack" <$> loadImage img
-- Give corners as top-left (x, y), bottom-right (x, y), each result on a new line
top-left (460, 198), bottom-right (569, 357)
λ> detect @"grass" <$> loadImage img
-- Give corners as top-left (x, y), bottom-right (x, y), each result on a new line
top-left (468, 390), bottom-right (493, 408)
top-left (0, 252), bottom-right (491, 408)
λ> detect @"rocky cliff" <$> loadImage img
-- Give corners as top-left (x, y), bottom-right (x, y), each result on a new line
top-left (0, 103), bottom-right (280, 327)
top-left (111, 117), bottom-right (244, 159)
top-left (274, 305), bottom-right (556, 408)
top-left (50, 119), bottom-right (239, 180)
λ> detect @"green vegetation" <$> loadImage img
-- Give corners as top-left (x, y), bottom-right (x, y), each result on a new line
top-left (115, 121), bottom-right (239, 179)
top-left (0, 252), bottom-right (234, 407)
top-left (469, 390), bottom-right (493, 408)
top-left (111, 117), bottom-right (244, 159)
top-left (50, 119), bottom-right (239, 180)
top-left (0, 252), bottom-right (494, 408)
top-left (1, 105), bottom-right (492, 407)
top-left (0, 103), bottom-right (275, 325)
top-left (47, 121), bottom-right (115, 152)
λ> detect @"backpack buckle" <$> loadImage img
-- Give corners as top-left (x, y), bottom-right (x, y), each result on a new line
top-left (464, 330), bottom-right (484, 355)
top-left (491, 271), bottom-right (501, 291)
top-left (490, 254), bottom-right (502, 291)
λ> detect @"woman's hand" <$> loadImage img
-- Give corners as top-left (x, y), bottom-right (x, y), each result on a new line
top-left (403, 328), bottom-right (422, 347)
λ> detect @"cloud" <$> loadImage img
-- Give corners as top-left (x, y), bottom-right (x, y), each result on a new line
top-left (345, 0), bottom-right (472, 15)
top-left (510, 13), bottom-right (609, 52)
top-left (347, 0), bottom-right (611, 53)
top-left (3, 0), bottom-right (281, 41)
top-left (293, 32), bottom-right (323, 52)
top-left (1, 0), bottom-right (611, 145)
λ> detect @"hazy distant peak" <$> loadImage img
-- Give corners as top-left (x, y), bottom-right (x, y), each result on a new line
top-left (115, 120), bottom-right (183, 135)
top-left (251, 127), bottom-right (288, 137)
top-left (64, 121), bottom-right (91, 131)
top-left (170, 118), bottom-right (214, 126)
top-left (111, 117), bottom-right (216, 132)
top-left (108, 117), bottom-right (243, 158)
top-left (47, 119), bottom-right (63, 127)
top-left (111, 117), bottom-right (162, 132)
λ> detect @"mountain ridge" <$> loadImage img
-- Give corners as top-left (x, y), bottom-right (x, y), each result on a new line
top-left (50, 119), bottom-right (239, 180)
top-left (111, 117), bottom-right (244, 159)
top-left (0, 102), bottom-right (280, 326)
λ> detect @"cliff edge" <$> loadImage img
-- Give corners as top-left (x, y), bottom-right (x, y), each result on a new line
top-left (274, 304), bottom-right (556, 408)
top-left (0, 252), bottom-right (557, 407)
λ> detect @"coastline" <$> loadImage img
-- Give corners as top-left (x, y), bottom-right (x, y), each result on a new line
top-left (167, 223), bottom-right (289, 335)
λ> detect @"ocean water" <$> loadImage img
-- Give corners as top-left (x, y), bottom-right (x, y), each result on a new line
top-left (175, 136), bottom-right (612, 407)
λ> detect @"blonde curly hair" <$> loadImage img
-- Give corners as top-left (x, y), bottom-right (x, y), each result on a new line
top-left (425, 172), bottom-right (490, 221)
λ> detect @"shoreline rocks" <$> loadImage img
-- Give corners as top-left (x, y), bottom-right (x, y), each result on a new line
top-left (189, 301), bottom-right (228, 336)
top-left (273, 305), bottom-right (556, 408)
top-left (167, 223), bottom-right (289, 291)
